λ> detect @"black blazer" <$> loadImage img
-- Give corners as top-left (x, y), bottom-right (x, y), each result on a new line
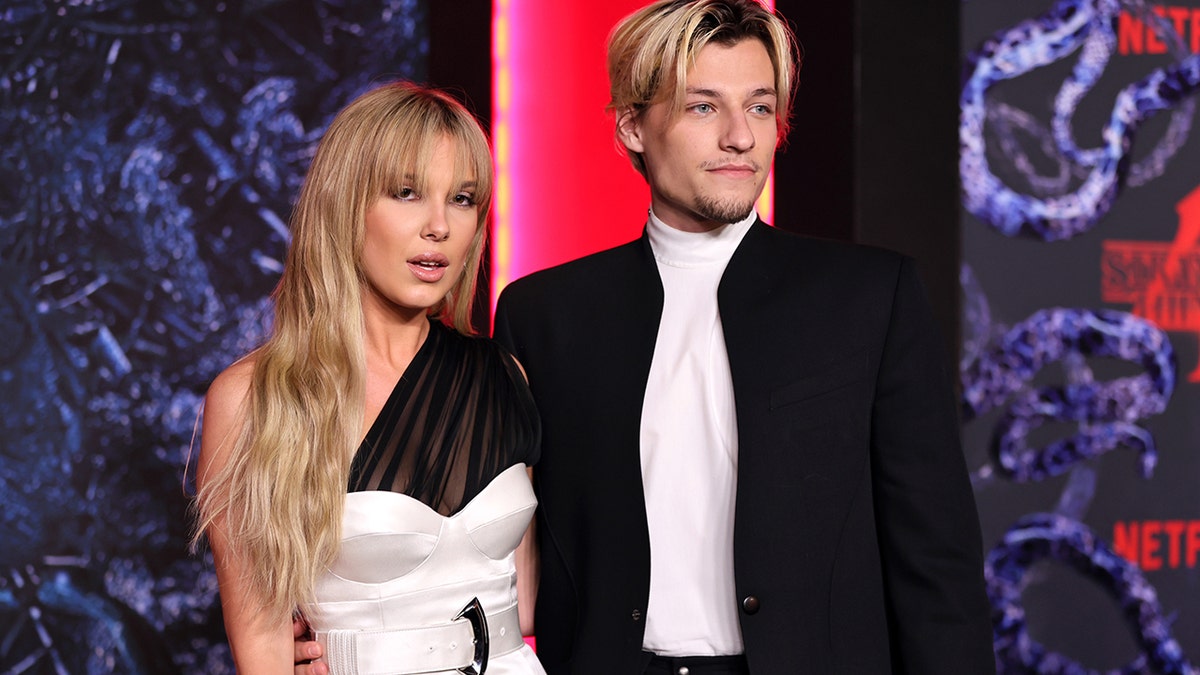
top-left (493, 221), bottom-right (994, 674)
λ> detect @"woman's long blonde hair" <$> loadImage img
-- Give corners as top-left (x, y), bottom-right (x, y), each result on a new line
top-left (193, 82), bottom-right (494, 625)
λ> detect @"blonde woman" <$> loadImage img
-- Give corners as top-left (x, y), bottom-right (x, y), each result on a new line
top-left (194, 82), bottom-right (545, 674)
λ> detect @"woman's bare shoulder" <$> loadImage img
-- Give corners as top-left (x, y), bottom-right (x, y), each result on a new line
top-left (206, 355), bottom-right (261, 421)
top-left (198, 355), bottom-right (259, 477)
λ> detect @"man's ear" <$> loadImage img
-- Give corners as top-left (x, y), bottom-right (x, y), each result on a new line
top-left (615, 107), bottom-right (644, 153)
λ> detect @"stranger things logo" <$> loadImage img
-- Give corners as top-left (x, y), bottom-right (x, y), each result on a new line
top-left (1102, 184), bottom-right (1200, 381)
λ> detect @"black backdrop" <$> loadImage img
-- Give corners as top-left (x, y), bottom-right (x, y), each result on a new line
top-left (960, 1), bottom-right (1200, 672)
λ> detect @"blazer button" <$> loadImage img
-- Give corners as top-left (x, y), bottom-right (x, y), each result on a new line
top-left (632, 608), bottom-right (642, 621)
top-left (741, 596), bottom-right (760, 615)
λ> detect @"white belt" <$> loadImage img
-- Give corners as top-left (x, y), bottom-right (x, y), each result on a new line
top-left (319, 601), bottom-right (523, 675)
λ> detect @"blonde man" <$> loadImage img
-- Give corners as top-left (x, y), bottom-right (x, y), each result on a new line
top-left (496, 1), bottom-right (992, 673)
top-left (297, 2), bottom-right (993, 673)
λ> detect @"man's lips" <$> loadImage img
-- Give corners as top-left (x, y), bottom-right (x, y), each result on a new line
top-left (706, 163), bottom-right (758, 177)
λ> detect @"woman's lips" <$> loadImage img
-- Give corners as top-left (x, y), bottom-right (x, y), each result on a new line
top-left (407, 252), bottom-right (450, 282)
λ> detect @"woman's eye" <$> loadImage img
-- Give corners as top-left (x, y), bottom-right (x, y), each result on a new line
top-left (453, 193), bottom-right (477, 207)
top-left (393, 186), bottom-right (417, 200)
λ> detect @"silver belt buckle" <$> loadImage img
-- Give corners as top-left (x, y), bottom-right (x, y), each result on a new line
top-left (455, 597), bottom-right (490, 674)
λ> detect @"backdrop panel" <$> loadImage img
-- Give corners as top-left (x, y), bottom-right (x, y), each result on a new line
top-left (0, 2), bottom-right (428, 671)
top-left (960, 0), bottom-right (1200, 671)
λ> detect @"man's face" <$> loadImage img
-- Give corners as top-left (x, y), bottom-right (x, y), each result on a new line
top-left (619, 38), bottom-right (778, 233)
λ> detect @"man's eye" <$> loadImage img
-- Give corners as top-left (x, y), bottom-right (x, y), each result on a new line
top-left (751, 104), bottom-right (774, 115)
top-left (690, 103), bottom-right (713, 114)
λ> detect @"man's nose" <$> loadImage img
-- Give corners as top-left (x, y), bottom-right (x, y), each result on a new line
top-left (720, 111), bottom-right (756, 152)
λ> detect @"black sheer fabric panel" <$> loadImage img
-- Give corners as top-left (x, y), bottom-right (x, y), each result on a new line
top-left (349, 320), bottom-right (541, 516)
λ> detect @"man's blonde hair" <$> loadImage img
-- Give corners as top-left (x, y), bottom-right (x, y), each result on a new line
top-left (607, 0), bottom-right (801, 177)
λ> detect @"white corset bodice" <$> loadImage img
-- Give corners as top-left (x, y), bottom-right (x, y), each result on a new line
top-left (303, 464), bottom-right (545, 675)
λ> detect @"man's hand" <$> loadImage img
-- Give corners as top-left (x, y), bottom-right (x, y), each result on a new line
top-left (293, 616), bottom-right (327, 675)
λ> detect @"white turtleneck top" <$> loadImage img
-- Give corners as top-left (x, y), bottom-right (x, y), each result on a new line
top-left (639, 208), bottom-right (755, 656)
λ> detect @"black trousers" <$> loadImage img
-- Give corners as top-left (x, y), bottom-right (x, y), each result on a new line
top-left (642, 652), bottom-right (750, 675)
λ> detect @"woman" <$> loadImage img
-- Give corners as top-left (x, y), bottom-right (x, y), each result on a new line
top-left (194, 82), bottom-right (545, 674)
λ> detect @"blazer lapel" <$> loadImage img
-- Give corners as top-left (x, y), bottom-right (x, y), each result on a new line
top-left (717, 219), bottom-right (783, 328)
top-left (613, 230), bottom-right (665, 497)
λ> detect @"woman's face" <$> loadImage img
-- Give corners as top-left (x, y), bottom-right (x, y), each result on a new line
top-left (359, 135), bottom-right (479, 318)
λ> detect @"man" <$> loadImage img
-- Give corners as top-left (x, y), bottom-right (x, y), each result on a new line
top-left (493, 1), bottom-right (993, 673)
top-left (297, 1), bottom-right (994, 672)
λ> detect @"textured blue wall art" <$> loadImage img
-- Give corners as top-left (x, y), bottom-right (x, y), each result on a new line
top-left (0, 1), bottom-right (427, 671)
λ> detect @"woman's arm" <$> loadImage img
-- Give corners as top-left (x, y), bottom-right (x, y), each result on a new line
top-left (506, 351), bottom-right (541, 639)
top-left (198, 361), bottom-right (295, 673)
top-left (515, 467), bottom-right (540, 637)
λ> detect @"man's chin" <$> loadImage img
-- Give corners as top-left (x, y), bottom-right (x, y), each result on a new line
top-left (695, 198), bottom-right (756, 225)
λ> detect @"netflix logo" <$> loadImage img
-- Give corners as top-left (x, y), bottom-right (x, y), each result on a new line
top-left (1119, 7), bottom-right (1200, 55)
top-left (1113, 520), bottom-right (1200, 570)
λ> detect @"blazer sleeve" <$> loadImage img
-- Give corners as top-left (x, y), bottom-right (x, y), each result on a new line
top-left (870, 257), bottom-right (995, 674)
top-left (493, 286), bottom-right (521, 357)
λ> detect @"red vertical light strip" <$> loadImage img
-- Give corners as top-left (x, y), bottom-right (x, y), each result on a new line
top-left (492, 1), bottom-right (779, 314)
top-left (491, 1), bottom-right (650, 314)
top-left (491, 0), bottom-right (514, 305)
top-left (758, 0), bottom-right (775, 225)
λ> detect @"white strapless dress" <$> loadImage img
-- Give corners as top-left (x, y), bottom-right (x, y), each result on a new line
top-left (302, 464), bottom-right (546, 675)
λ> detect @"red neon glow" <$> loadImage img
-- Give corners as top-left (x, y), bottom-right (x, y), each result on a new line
top-left (492, 1), bottom-right (776, 311)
